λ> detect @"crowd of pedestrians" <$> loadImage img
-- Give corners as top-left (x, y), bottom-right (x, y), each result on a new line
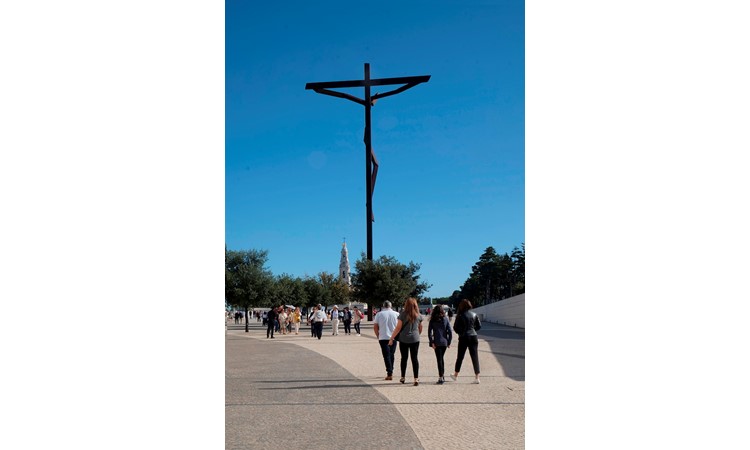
top-left (250, 298), bottom-right (483, 385)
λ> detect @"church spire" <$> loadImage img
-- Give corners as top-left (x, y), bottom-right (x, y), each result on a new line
top-left (339, 239), bottom-right (351, 286)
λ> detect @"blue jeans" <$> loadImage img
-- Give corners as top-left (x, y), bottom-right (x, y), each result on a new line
top-left (379, 339), bottom-right (397, 376)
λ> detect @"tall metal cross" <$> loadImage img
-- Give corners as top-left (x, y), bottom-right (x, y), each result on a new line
top-left (306, 63), bottom-right (430, 262)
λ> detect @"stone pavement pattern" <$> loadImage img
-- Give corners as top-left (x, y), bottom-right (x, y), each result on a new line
top-left (226, 320), bottom-right (524, 449)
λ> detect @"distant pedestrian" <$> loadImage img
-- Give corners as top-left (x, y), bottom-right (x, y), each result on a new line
top-left (310, 304), bottom-right (327, 340)
top-left (330, 305), bottom-right (340, 336)
top-left (352, 306), bottom-right (363, 336)
top-left (388, 297), bottom-right (423, 386)
top-left (373, 301), bottom-right (399, 380)
top-left (293, 306), bottom-right (302, 335)
top-left (450, 299), bottom-right (482, 384)
top-left (342, 307), bottom-right (353, 335)
top-left (308, 308), bottom-right (317, 337)
top-left (428, 304), bottom-right (453, 384)
top-left (278, 308), bottom-right (288, 335)
top-left (266, 306), bottom-right (278, 339)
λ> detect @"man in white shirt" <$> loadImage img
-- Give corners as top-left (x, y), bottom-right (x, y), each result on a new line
top-left (310, 304), bottom-right (328, 340)
top-left (373, 301), bottom-right (399, 380)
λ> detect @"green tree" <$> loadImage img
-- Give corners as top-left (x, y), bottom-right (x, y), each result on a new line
top-left (510, 243), bottom-right (525, 295)
top-left (291, 276), bottom-right (308, 308)
top-left (330, 277), bottom-right (352, 308)
top-left (303, 276), bottom-right (325, 309)
top-left (460, 246), bottom-right (502, 306)
top-left (449, 290), bottom-right (462, 308)
top-left (351, 253), bottom-right (431, 320)
top-left (225, 248), bottom-right (274, 332)
top-left (274, 273), bottom-right (299, 307)
top-left (459, 244), bottom-right (525, 305)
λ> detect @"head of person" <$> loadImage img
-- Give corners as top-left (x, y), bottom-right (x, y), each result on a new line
top-left (344, 307), bottom-right (349, 311)
top-left (457, 299), bottom-right (473, 315)
top-left (317, 304), bottom-right (322, 310)
top-left (403, 297), bottom-right (419, 322)
top-left (353, 306), bottom-right (359, 311)
top-left (383, 301), bottom-right (392, 309)
top-left (430, 304), bottom-right (446, 321)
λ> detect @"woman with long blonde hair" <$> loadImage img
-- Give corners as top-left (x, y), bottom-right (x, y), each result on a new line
top-left (388, 298), bottom-right (424, 385)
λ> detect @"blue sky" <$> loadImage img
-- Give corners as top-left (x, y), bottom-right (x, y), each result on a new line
top-left (226, 0), bottom-right (524, 298)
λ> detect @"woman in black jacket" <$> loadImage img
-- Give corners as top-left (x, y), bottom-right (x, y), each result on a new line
top-left (450, 299), bottom-right (482, 384)
top-left (428, 305), bottom-right (453, 384)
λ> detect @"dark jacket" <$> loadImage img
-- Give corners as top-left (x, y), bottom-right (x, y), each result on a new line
top-left (453, 311), bottom-right (481, 337)
top-left (428, 316), bottom-right (453, 347)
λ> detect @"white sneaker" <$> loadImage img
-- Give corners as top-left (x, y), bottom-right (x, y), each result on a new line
top-left (473, 378), bottom-right (480, 384)
top-left (449, 374), bottom-right (457, 382)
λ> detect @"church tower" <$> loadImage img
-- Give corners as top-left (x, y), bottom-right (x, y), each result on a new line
top-left (339, 240), bottom-right (351, 286)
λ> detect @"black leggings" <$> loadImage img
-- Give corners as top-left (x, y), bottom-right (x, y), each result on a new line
top-left (399, 341), bottom-right (420, 378)
top-left (354, 322), bottom-right (361, 334)
top-left (433, 345), bottom-right (447, 377)
top-left (455, 336), bottom-right (480, 375)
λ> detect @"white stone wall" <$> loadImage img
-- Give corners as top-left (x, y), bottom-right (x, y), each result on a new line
top-left (473, 293), bottom-right (525, 329)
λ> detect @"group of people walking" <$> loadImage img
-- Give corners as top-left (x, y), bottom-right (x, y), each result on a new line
top-left (306, 304), bottom-right (366, 338)
top-left (265, 305), bottom-right (302, 339)
top-left (375, 298), bottom-right (482, 385)
top-left (258, 298), bottom-right (483, 386)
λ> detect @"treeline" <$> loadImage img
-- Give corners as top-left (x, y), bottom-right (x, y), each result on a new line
top-left (225, 248), bottom-right (351, 310)
top-left (225, 248), bottom-right (430, 328)
top-left (226, 243), bottom-right (523, 327)
top-left (426, 244), bottom-right (525, 308)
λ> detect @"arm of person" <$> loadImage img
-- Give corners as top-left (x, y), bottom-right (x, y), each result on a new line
top-left (453, 314), bottom-right (464, 334)
top-left (446, 318), bottom-right (453, 348)
top-left (388, 319), bottom-right (403, 345)
top-left (373, 322), bottom-right (379, 338)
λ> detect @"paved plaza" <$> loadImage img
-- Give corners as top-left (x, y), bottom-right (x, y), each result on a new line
top-left (226, 318), bottom-right (525, 450)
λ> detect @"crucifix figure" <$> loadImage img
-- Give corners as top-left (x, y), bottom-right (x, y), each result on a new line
top-left (306, 63), bottom-right (430, 263)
